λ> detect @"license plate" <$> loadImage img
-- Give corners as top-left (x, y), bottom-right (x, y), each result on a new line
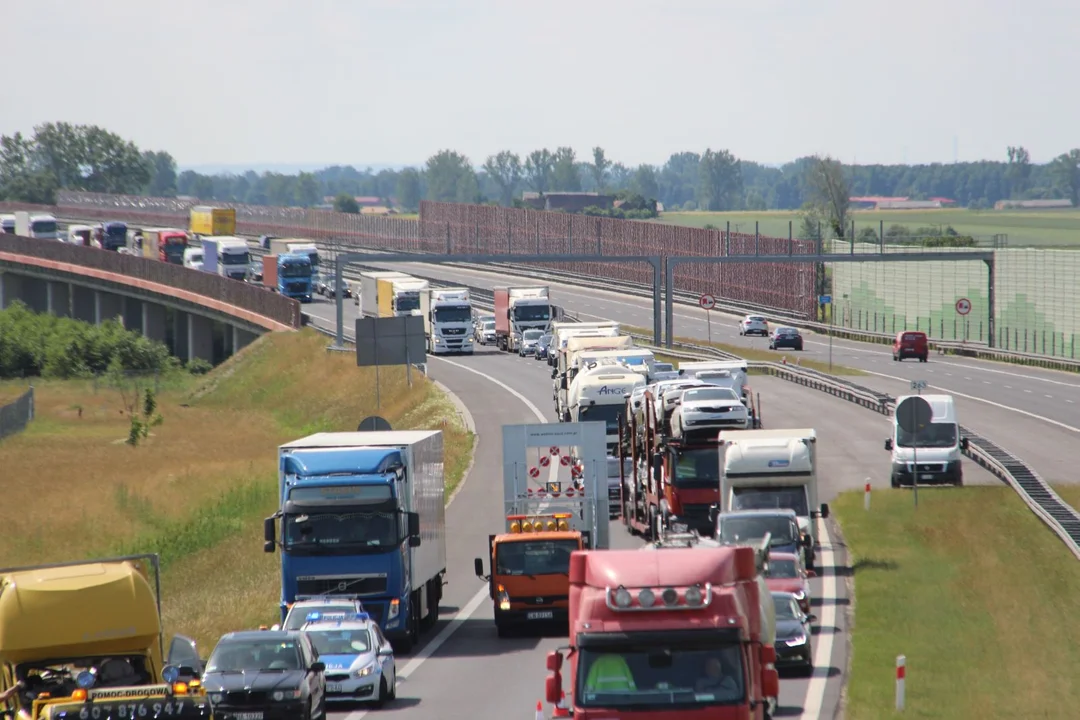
top-left (527, 610), bottom-right (554, 620)
top-left (327, 683), bottom-right (343, 693)
top-left (232, 714), bottom-right (263, 720)
top-left (920, 474), bottom-right (934, 480)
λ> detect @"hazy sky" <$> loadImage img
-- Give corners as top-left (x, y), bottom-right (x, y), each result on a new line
top-left (3, 0), bottom-right (1077, 169)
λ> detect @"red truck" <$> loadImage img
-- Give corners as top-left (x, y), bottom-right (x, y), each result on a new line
top-left (493, 286), bottom-right (552, 352)
top-left (544, 546), bottom-right (779, 719)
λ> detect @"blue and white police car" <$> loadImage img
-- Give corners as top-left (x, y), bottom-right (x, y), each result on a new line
top-left (300, 612), bottom-right (397, 707)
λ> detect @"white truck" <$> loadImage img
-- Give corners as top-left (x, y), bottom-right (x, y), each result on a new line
top-left (357, 271), bottom-right (426, 317)
top-left (494, 286), bottom-right (553, 352)
top-left (574, 347), bottom-right (655, 381)
top-left (355, 271), bottom-right (409, 310)
top-left (568, 364), bottom-right (645, 453)
top-left (14, 211), bottom-right (60, 240)
top-left (270, 238), bottom-right (320, 273)
top-left (716, 428), bottom-right (830, 569)
top-left (554, 335), bottom-right (635, 421)
top-left (421, 287), bottom-right (474, 354)
top-left (200, 236), bottom-right (251, 280)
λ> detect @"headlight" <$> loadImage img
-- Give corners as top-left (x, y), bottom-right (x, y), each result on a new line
top-left (209, 693), bottom-right (223, 704)
top-left (272, 689), bottom-right (302, 701)
top-left (792, 590), bottom-right (806, 600)
top-left (784, 635), bottom-right (807, 647)
top-left (497, 584), bottom-right (511, 611)
top-left (356, 661), bottom-right (379, 678)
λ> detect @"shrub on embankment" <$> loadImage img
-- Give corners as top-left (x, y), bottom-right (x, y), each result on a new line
top-left (0, 300), bottom-right (178, 378)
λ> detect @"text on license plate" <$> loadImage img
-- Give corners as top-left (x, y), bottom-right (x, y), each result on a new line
top-left (327, 684), bottom-right (343, 693)
top-left (527, 610), bottom-right (554, 620)
top-left (232, 714), bottom-right (263, 720)
top-left (920, 474), bottom-right (934, 480)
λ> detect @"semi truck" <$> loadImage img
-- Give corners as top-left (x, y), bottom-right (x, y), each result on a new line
top-left (474, 422), bottom-right (607, 638)
top-left (567, 363), bottom-right (644, 453)
top-left (189, 206), bottom-right (236, 237)
top-left (554, 334), bottom-right (635, 421)
top-left (0, 554), bottom-right (211, 720)
top-left (269, 238), bottom-right (320, 273)
top-left (716, 429), bottom-right (830, 569)
top-left (420, 287), bottom-right (474, 354)
top-left (263, 431), bottom-right (447, 654)
top-left (142, 228), bottom-right (189, 264)
top-left (12, 212), bottom-right (60, 241)
top-left (199, 236), bottom-right (250, 280)
top-left (262, 252), bottom-right (314, 301)
top-left (547, 321), bottom-right (621, 368)
top-left (358, 272), bottom-right (426, 318)
top-left (355, 271), bottom-right (408, 309)
top-left (494, 286), bottom-right (552, 353)
top-left (542, 544), bottom-right (780, 719)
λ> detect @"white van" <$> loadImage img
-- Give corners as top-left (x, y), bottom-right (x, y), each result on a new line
top-left (884, 394), bottom-right (968, 487)
top-left (183, 247), bottom-right (205, 271)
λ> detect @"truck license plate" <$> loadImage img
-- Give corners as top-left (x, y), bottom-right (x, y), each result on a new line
top-left (327, 684), bottom-right (343, 693)
top-left (527, 610), bottom-right (554, 620)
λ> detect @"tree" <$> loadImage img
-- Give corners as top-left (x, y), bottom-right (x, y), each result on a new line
top-left (1006, 146), bottom-right (1031, 198)
top-left (590, 147), bottom-right (611, 192)
top-left (396, 168), bottom-right (422, 210)
top-left (524, 149), bottom-right (555, 193)
top-left (697, 149), bottom-right (742, 211)
top-left (482, 151), bottom-right (523, 206)
top-left (0, 132), bottom-right (57, 204)
top-left (630, 164), bottom-right (659, 202)
top-left (804, 155), bottom-right (850, 239)
top-left (424, 150), bottom-right (477, 203)
top-left (294, 171), bottom-right (320, 207)
top-left (333, 193), bottom-right (359, 213)
top-left (144, 151), bottom-right (177, 196)
top-left (1051, 149), bottom-right (1080, 207)
top-left (33, 122), bottom-right (150, 194)
top-left (551, 147), bottom-right (581, 192)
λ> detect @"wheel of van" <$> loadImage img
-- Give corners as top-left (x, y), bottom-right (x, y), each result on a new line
top-left (890, 474), bottom-right (900, 488)
top-left (920, 355), bottom-right (928, 362)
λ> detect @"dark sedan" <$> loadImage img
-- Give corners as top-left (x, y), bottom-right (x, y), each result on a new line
top-left (769, 327), bottom-right (804, 351)
top-left (202, 630), bottom-right (326, 720)
top-left (535, 334), bottom-right (553, 361)
top-left (772, 591), bottom-right (814, 675)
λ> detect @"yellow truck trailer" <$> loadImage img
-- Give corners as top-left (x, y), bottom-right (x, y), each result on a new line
top-left (0, 555), bottom-right (212, 720)
top-left (188, 206), bottom-right (236, 237)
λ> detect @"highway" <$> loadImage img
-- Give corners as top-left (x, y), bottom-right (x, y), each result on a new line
top-left (301, 296), bottom-right (1003, 719)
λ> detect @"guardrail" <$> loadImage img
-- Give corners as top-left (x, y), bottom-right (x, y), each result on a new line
top-left (0, 387), bottom-right (34, 441)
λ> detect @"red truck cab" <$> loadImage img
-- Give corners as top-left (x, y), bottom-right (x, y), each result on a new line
top-left (546, 547), bottom-right (779, 719)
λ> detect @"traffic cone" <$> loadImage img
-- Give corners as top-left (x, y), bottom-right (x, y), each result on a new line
top-left (535, 700), bottom-right (546, 720)
top-left (552, 690), bottom-right (570, 718)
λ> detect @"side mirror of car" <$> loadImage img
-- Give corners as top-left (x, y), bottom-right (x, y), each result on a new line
top-left (310, 662), bottom-right (325, 674)
top-left (807, 614), bottom-right (817, 622)
top-left (884, 438), bottom-right (893, 451)
top-left (806, 569), bottom-right (817, 578)
top-left (960, 437), bottom-right (970, 451)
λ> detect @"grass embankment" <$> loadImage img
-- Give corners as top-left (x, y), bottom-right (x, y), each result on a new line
top-left (654, 208), bottom-right (1080, 247)
top-left (626, 325), bottom-right (862, 376)
top-left (0, 328), bottom-right (473, 650)
top-left (835, 487), bottom-right (1080, 719)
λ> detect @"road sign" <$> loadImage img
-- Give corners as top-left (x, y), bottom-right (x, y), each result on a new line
top-left (549, 446), bottom-right (561, 456)
top-left (955, 298), bottom-right (971, 316)
top-left (539, 455), bottom-right (550, 467)
top-left (357, 415), bottom-right (392, 432)
top-left (560, 455), bottom-right (571, 466)
top-left (818, 295), bottom-right (832, 305)
top-left (528, 467), bottom-right (540, 478)
top-left (910, 380), bottom-right (927, 391)
top-left (699, 294), bottom-right (716, 310)
top-left (896, 396), bottom-right (932, 434)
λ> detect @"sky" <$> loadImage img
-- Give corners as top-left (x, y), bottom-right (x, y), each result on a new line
top-left (2, 0), bottom-right (1077, 171)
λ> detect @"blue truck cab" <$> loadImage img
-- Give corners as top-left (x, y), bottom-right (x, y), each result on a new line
top-left (278, 252), bottom-right (314, 302)
top-left (264, 431), bottom-right (447, 654)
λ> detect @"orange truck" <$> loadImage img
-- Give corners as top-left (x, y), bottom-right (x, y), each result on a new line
top-left (474, 422), bottom-right (608, 638)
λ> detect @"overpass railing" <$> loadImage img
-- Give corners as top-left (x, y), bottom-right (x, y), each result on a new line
top-left (0, 234), bottom-right (300, 329)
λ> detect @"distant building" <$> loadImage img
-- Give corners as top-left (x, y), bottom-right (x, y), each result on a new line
top-left (994, 199), bottom-right (1074, 210)
top-left (521, 191), bottom-right (616, 213)
top-left (849, 196), bottom-right (956, 210)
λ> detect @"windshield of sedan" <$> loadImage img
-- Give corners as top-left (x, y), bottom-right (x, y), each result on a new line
top-left (766, 559), bottom-right (798, 578)
top-left (206, 640), bottom-right (301, 672)
top-left (681, 387), bottom-right (740, 403)
top-left (305, 628), bottom-right (372, 656)
top-left (773, 595), bottom-right (801, 620)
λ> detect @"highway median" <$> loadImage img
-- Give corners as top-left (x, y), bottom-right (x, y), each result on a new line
top-left (0, 327), bottom-right (474, 649)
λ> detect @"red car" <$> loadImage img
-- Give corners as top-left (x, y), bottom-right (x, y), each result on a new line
top-left (765, 551), bottom-right (815, 614)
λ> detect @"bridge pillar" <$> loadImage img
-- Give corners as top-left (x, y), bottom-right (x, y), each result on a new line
top-left (123, 297), bottom-right (144, 334)
top-left (95, 291), bottom-right (124, 326)
top-left (232, 326), bottom-right (258, 354)
top-left (188, 314), bottom-right (214, 363)
top-left (0, 273), bottom-right (22, 310)
top-left (47, 281), bottom-right (72, 318)
top-left (22, 278), bottom-right (48, 314)
top-left (174, 312), bottom-right (190, 360)
top-left (71, 285), bottom-right (96, 323)
top-left (142, 302), bottom-right (167, 344)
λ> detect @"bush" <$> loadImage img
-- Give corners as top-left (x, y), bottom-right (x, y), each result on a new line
top-left (0, 301), bottom-right (175, 379)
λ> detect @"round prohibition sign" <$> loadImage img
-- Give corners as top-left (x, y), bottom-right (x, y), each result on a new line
top-left (550, 446), bottom-right (561, 456)
top-left (699, 294), bottom-right (717, 310)
top-left (955, 297), bottom-right (972, 316)
top-left (528, 467), bottom-right (540, 478)
top-left (539, 455), bottom-right (551, 467)
top-left (560, 455), bottom-right (572, 466)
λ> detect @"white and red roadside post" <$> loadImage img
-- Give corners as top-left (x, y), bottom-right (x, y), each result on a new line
top-left (864, 479), bottom-right (872, 511)
top-left (896, 654), bottom-right (906, 710)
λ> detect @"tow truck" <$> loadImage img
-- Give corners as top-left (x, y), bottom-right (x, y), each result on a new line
top-left (474, 422), bottom-right (607, 637)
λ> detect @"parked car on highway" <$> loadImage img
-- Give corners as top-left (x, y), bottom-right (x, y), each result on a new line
top-left (772, 591), bottom-right (814, 674)
top-left (769, 327), bottom-right (804, 351)
top-left (764, 551), bottom-right (815, 615)
top-left (739, 314), bottom-right (769, 336)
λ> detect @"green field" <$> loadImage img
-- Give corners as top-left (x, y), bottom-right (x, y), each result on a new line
top-left (656, 209), bottom-right (1080, 248)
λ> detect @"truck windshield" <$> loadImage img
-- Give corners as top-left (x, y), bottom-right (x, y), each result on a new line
top-left (718, 516), bottom-right (795, 545)
top-left (580, 402), bottom-right (624, 433)
top-left (576, 643), bottom-right (745, 708)
top-left (434, 306), bottom-right (472, 323)
top-left (282, 262), bottom-right (312, 277)
top-left (495, 539), bottom-right (577, 576)
top-left (164, 244), bottom-right (186, 261)
top-left (513, 305), bottom-right (550, 322)
top-left (731, 487), bottom-right (809, 516)
top-left (397, 295), bottom-right (421, 313)
top-left (221, 251), bottom-right (251, 265)
top-left (31, 220), bottom-right (58, 234)
top-left (672, 448), bottom-right (719, 489)
top-left (284, 510), bottom-right (399, 552)
top-left (896, 422), bottom-right (957, 448)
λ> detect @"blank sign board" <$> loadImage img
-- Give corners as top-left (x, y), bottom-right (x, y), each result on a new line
top-left (355, 316), bottom-right (427, 367)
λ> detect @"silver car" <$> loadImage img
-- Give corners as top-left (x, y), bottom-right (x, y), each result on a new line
top-left (477, 319), bottom-right (496, 345)
top-left (518, 329), bottom-right (544, 356)
top-left (739, 314), bottom-right (769, 337)
top-left (301, 612), bottom-right (397, 706)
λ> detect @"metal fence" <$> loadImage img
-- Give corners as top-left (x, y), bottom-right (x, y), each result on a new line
top-left (0, 387), bottom-right (34, 441)
top-left (0, 231), bottom-right (301, 330)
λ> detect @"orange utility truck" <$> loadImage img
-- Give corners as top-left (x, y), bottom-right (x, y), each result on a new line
top-left (474, 422), bottom-right (607, 637)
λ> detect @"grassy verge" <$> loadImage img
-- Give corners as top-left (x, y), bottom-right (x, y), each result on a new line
top-left (626, 325), bottom-right (863, 375)
top-left (834, 487), bottom-right (1080, 719)
top-left (0, 328), bottom-right (474, 649)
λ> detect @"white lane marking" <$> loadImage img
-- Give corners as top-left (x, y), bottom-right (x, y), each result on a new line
top-left (343, 356), bottom-right (548, 720)
top-left (928, 358), bottom-right (1080, 388)
top-left (800, 518), bottom-right (839, 720)
top-left (859, 368), bottom-right (1080, 434)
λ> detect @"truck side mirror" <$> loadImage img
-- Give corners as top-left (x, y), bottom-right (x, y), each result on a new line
top-left (408, 512), bottom-right (421, 537)
top-left (960, 437), bottom-right (970, 451)
top-left (762, 667), bottom-right (780, 699)
top-left (884, 438), bottom-right (893, 451)
top-left (819, 503), bottom-right (830, 519)
top-left (409, 536), bottom-right (421, 547)
top-left (545, 673), bottom-right (562, 705)
top-left (263, 517), bottom-right (276, 552)
top-left (708, 504), bottom-right (719, 525)
top-left (474, 557), bottom-right (486, 579)
top-left (551, 369), bottom-right (558, 379)
top-left (546, 650), bottom-right (563, 672)
top-left (652, 453), bottom-right (663, 481)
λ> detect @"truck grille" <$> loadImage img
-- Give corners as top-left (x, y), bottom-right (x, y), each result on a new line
top-left (295, 575), bottom-right (388, 596)
top-left (679, 503), bottom-right (713, 520)
top-left (909, 463), bottom-right (946, 472)
top-left (442, 328), bottom-right (466, 336)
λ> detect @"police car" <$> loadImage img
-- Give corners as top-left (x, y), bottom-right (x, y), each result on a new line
top-left (300, 612), bottom-right (397, 706)
top-left (275, 597), bottom-right (367, 630)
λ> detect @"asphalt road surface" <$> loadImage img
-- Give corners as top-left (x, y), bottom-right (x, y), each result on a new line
top-left (303, 297), bottom-right (1002, 719)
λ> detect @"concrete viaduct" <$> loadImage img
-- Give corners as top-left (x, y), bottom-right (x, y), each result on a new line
top-left (0, 234), bottom-right (300, 365)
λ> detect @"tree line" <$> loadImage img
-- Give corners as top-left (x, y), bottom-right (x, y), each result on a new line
top-left (2, 122), bottom-right (1079, 215)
